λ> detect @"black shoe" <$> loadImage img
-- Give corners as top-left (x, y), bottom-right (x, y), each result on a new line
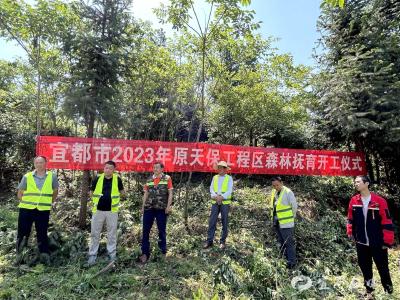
top-left (364, 288), bottom-right (374, 295)
top-left (203, 242), bottom-right (213, 249)
top-left (365, 286), bottom-right (374, 293)
top-left (138, 254), bottom-right (148, 264)
top-left (362, 291), bottom-right (374, 300)
top-left (16, 236), bottom-right (28, 253)
top-left (287, 263), bottom-right (296, 270)
top-left (364, 279), bottom-right (374, 294)
top-left (39, 253), bottom-right (51, 266)
top-left (384, 284), bottom-right (393, 294)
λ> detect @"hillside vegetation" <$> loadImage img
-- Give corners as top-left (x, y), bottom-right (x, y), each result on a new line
top-left (1, 177), bottom-right (399, 299)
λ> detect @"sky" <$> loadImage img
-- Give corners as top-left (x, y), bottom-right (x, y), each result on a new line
top-left (0, 0), bottom-right (322, 66)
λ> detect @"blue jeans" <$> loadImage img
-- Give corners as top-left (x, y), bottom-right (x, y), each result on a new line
top-left (141, 209), bottom-right (167, 257)
top-left (207, 204), bottom-right (230, 244)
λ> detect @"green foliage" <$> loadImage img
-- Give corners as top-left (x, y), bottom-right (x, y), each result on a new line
top-left (0, 0), bottom-right (78, 131)
top-left (323, 0), bottom-right (345, 8)
top-left (153, 0), bottom-right (264, 144)
top-left (0, 0), bottom-right (76, 51)
top-left (1, 0), bottom-right (379, 188)
top-left (63, 0), bottom-right (133, 135)
top-left (314, 0), bottom-right (400, 182)
top-left (1, 181), bottom-right (399, 299)
top-left (193, 288), bottom-right (218, 300)
top-left (117, 27), bottom-right (198, 141)
top-left (207, 37), bottom-right (312, 147)
top-left (2, 1), bottom-right (400, 299)
top-left (0, 0), bottom-right (78, 189)
top-left (0, 66), bottom-right (37, 189)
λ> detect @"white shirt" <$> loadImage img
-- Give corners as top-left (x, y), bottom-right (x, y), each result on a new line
top-left (210, 175), bottom-right (233, 200)
top-left (361, 194), bottom-right (371, 245)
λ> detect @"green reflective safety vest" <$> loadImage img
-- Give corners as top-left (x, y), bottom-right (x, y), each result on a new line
top-left (92, 174), bottom-right (120, 213)
top-left (270, 186), bottom-right (294, 225)
top-left (19, 172), bottom-right (54, 211)
top-left (211, 174), bottom-right (232, 205)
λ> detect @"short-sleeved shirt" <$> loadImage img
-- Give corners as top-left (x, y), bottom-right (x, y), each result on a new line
top-left (91, 176), bottom-right (124, 211)
top-left (143, 175), bottom-right (173, 191)
top-left (18, 171), bottom-right (59, 191)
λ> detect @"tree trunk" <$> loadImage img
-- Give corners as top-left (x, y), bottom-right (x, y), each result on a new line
top-left (374, 154), bottom-right (380, 184)
top-left (365, 152), bottom-right (374, 182)
top-left (183, 37), bottom-right (207, 233)
top-left (35, 36), bottom-right (42, 137)
top-left (79, 112), bottom-right (95, 228)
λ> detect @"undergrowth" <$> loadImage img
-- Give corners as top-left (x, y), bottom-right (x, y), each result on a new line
top-left (0, 177), bottom-right (399, 299)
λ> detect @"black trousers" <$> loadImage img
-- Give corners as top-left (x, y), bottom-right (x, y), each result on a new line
top-left (274, 225), bottom-right (296, 265)
top-left (356, 243), bottom-right (392, 291)
top-left (17, 208), bottom-right (50, 254)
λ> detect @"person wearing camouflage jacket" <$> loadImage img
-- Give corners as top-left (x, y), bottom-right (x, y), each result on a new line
top-left (139, 162), bottom-right (173, 263)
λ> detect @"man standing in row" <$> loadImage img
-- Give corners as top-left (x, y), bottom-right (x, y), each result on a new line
top-left (204, 161), bottom-right (233, 250)
top-left (270, 176), bottom-right (297, 269)
top-left (139, 162), bottom-right (173, 263)
top-left (88, 160), bottom-right (124, 265)
top-left (347, 175), bottom-right (394, 296)
top-left (16, 156), bottom-right (59, 265)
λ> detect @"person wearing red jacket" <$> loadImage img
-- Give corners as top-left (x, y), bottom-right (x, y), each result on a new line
top-left (347, 175), bottom-right (395, 295)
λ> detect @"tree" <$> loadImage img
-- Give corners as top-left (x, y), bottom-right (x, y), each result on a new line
top-left (116, 22), bottom-right (198, 142)
top-left (155, 0), bottom-right (259, 143)
top-left (314, 0), bottom-right (400, 183)
top-left (62, 0), bottom-right (133, 227)
top-left (155, 0), bottom-right (262, 229)
top-left (324, 0), bottom-right (345, 8)
top-left (206, 28), bottom-right (311, 148)
top-left (0, 0), bottom-right (76, 136)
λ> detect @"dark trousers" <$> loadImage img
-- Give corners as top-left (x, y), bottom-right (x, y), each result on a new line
top-left (274, 225), bottom-right (296, 265)
top-left (17, 208), bottom-right (50, 254)
top-left (207, 204), bottom-right (230, 244)
top-left (141, 209), bottom-right (168, 257)
top-left (356, 243), bottom-right (393, 291)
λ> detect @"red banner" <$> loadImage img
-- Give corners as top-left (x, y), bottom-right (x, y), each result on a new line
top-left (36, 136), bottom-right (366, 176)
